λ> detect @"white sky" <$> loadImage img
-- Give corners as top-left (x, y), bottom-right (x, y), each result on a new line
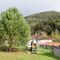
top-left (0, 0), bottom-right (60, 16)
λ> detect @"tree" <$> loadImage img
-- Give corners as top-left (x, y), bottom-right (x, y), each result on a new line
top-left (0, 7), bottom-right (31, 51)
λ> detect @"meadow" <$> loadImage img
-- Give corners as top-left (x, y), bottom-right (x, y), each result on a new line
top-left (0, 48), bottom-right (60, 60)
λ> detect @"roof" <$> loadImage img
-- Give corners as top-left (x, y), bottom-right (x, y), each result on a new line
top-left (32, 34), bottom-right (52, 40)
top-left (32, 34), bottom-right (41, 39)
top-left (40, 42), bottom-right (60, 47)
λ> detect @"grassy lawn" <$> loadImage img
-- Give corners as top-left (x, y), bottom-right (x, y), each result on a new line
top-left (0, 48), bottom-right (60, 60)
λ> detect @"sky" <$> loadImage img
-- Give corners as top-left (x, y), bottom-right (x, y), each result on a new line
top-left (0, 0), bottom-right (60, 16)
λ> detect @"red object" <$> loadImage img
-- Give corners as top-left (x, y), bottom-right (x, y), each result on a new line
top-left (41, 42), bottom-right (60, 47)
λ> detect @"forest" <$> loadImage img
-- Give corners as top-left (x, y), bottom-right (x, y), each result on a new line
top-left (25, 11), bottom-right (60, 37)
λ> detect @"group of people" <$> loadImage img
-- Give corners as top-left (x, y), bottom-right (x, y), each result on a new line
top-left (27, 39), bottom-right (37, 53)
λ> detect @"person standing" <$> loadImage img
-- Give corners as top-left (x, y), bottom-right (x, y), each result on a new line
top-left (32, 39), bottom-right (37, 52)
top-left (27, 40), bottom-right (33, 53)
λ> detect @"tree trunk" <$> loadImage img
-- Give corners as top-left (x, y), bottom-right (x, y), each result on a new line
top-left (8, 35), bottom-right (13, 52)
top-left (8, 45), bottom-right (12, 52)
top-left (8, 39), bottom-right (13, 52)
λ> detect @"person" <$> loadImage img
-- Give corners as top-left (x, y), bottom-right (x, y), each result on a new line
top-left (27, 40), bottom-right (33, 53)
top-left (32, 39), bottom-right (37, 52)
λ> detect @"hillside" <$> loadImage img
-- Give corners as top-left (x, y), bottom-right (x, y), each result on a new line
top-left (25, 11), bottom-right (60, 35)
top-left (25, 11), bottom-right (60, 22)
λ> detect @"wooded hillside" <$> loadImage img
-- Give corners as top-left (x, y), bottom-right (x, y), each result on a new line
top-left (25, 11), bottom-right (60, 36)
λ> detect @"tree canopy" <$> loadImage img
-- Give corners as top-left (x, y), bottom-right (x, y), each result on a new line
top-left (25, 11), bottom-right (60, 36)
top-left (0, 7), bottom-right (31, 51)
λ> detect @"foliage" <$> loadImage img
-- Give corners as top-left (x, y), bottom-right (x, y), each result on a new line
top-left (0, 48), bottom-right (60, 60)
top-left (52, 31), bottom-right (60, 42)
top-left (0, 7), bottom-right (31, 51)
top-left (25, 11), bottom-right (60, 36)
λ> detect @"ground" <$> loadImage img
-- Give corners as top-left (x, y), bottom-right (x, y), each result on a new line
top-left (0, 48), bottom-right (60, 60)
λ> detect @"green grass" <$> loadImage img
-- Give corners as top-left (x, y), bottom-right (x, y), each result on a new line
top-left (0, 48), bottom-right (60, 60)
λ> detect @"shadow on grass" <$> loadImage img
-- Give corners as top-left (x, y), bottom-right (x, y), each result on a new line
top-left (36, 52), bottom-right (60, 60)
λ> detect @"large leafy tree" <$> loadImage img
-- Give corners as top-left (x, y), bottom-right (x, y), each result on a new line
top-left (0, 7), bottom-right (31, 51)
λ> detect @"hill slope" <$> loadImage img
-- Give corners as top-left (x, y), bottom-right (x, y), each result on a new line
top-left (25, 11), bottom-right (60, 21)
top-left (25, 11), bottom-right (60, 35)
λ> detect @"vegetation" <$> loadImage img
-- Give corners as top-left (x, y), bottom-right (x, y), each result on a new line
top-left (25, 11), bottom-right (60, 36)
top-left (0, 7), bottom-right (60, 60)
top-left (0, 7), bottom-right (31, 51)
top-left (0, 48), bottom-right (60, 60)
